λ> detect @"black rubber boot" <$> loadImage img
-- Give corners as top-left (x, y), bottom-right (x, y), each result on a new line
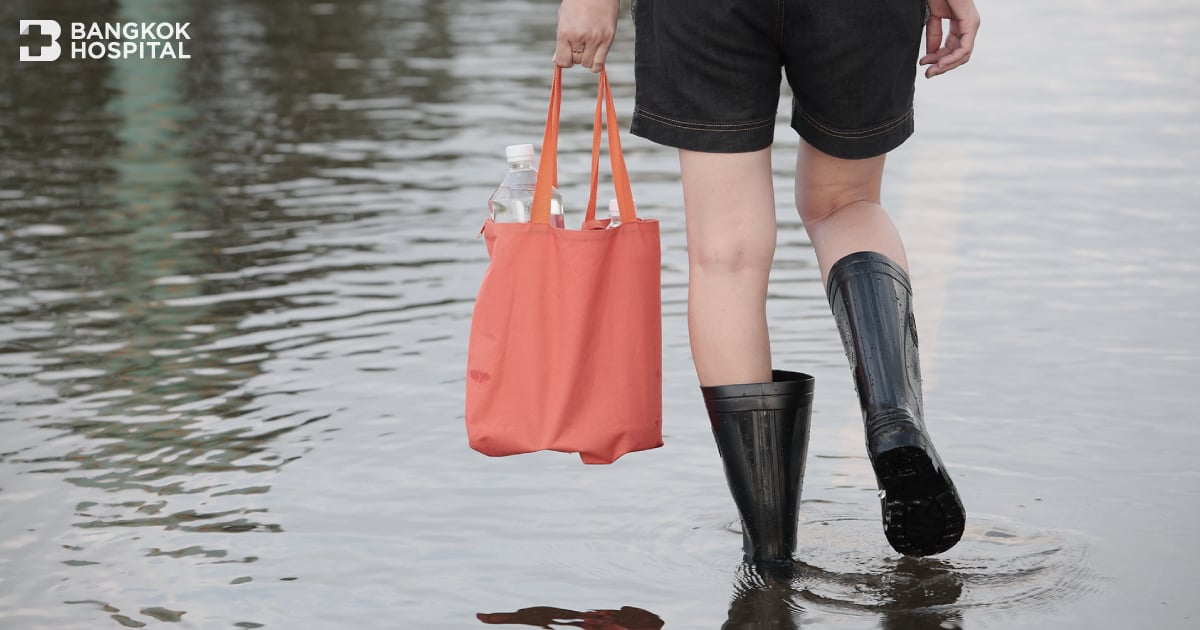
top-left (826, 251), bottom-right (965, 556)
top-left (702, 370), bottom-right (814, 565)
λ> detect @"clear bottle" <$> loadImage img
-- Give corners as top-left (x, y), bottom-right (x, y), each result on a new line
top-left (488, 144), bottom-right (564, 227)
top-left (606, 198), bottom-right (622, 229)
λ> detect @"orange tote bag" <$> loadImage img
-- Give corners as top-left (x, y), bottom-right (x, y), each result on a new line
top-left (465, 68), bottom-right (662, 464)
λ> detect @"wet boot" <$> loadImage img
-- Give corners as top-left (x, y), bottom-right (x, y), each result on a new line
top-left (826, 251), bottom-right (966, 556)
top-left (702, 370), bottom-right (814, 565)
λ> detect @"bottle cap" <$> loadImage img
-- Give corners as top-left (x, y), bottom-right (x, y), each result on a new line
top-left (505, 144), bottom-right (535, 164)
top-left (608, 199), bottom-right (621, 218)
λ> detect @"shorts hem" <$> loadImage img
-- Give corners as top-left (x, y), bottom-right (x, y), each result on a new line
top-left (631, 107), bottom-right (775, 153)
top-left (792, 109), bottom-right (915, 160)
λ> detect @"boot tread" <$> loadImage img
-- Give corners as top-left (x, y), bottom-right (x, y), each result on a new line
top-left (875, 446), bottom-right (966, 557)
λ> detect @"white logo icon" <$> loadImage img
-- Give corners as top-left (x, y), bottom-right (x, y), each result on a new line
top-left (19, 20), bottom-right (62, 62)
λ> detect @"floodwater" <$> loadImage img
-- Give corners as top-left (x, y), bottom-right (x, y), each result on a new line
top-left (1, 0), bottom-right (1198, 628)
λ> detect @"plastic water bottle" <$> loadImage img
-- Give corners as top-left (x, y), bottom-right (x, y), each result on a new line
top-left (488, 144), bottom-right (564, 227)
top-left (606, 198), bottom-right (622, 229)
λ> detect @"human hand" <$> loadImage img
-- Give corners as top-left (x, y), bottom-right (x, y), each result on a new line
top-left (553, 0), bottom-right (621, 72)
top-left (919, 0), bottom-right (981, 78)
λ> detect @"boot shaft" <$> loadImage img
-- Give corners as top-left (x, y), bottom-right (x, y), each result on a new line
top-left (702, 371), bottom-right (813, 564)
top-left (826, 252), bottom-right (924, 428)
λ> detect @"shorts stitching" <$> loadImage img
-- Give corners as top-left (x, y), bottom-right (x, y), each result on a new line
top-left (800, 109), bottom-right (913, 139)
top-left (636, 107), bottom-right (776, 132)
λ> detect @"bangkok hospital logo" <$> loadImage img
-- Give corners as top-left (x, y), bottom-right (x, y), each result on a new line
top-left (19, 19), bottom-right (191, 61)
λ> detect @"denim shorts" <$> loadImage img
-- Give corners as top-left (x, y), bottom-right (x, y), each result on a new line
top-left (631, 0), bottom-right (929, 159)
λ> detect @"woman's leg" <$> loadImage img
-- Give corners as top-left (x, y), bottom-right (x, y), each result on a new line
top-left (680, 148), bottom-right (777, 387)
top-left (797, 140), bottom-right (965, 556)
top-left (682, 148), bottom-right (815, 564)
top-left (795, 141), bottom-right (907, 282)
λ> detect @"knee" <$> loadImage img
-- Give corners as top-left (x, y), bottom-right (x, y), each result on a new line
top-left (689, 237), bottom-right (776, 277)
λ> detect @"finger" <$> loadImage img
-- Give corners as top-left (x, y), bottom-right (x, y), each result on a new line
top-left (580, 45), bottom-right (597, 71)
top-left (553, 39), bottom-right (576, 68)
top-left (920, 26), bottom-right (960, 72)
top-left (936, 47), bottom-right (971, 75)
top-left (590, 39), bottom-right (612, 73)
top-left (922, 18), bottom-right (942, 61)
top-left (921, 47), bottom-right (951, 78)
top-left (924, 47), bottom-right (957, 77)
top-left (924, 44), bottom-right (953, 78)
top-left (928, 49), bottom-right (970, 78)
top-left (921, 42), bottom-right (953, 68)
top-left (931, 32), bottom-right (972, 75)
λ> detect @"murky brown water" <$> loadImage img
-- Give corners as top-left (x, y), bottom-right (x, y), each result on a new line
top-left (2, 0), bottom-right (1198, 628)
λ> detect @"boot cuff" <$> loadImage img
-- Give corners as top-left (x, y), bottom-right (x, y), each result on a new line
top-left (701, 370), bottom-right (814, 413)
top-left (826, 251), bottom-right (911, 297)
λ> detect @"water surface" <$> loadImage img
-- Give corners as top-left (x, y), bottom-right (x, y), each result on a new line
top-left (1, 0), bottom-right (1198, 628)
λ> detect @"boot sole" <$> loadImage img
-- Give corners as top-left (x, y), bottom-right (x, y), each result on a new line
top-left (874, 446), bottom-right (965, 556)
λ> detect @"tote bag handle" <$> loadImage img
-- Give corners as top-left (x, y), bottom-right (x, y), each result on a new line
top-left (531, 67), bottom-right (637, 226)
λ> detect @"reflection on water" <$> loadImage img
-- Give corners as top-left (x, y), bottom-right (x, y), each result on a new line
top-left (2, 0), bottom-right (473, 626)
top-left (723, 565), bottom-right (805, 630)
top-left (784, 556), bottom-right (965, 630)
top-left (478, 606), bottom-right (664, 629)
top-left (713, 500), bottom-right (1093, 629)
top-left (2, 0), bottom-right (1199, 628)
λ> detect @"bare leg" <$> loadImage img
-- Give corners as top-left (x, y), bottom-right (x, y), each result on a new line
top-left (796, 141), bottom-right (908, 284)
top-left (685, 149), bottom-right (816, 563)
top-left (680, 148), bottom-right (777, 387)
